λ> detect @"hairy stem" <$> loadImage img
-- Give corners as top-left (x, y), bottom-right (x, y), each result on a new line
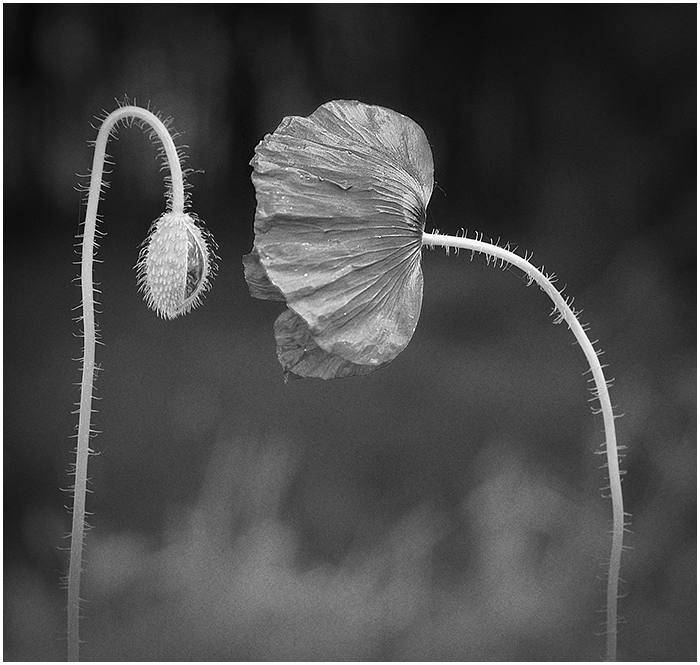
top-left (69, 106), bottom-right (185, 662)
top-left (422, 232), bottom-right (623, 662)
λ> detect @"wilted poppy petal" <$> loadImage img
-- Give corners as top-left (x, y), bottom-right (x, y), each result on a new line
top-left (274, 309), bottom-right (389, 382)
top-left (246, 100), bottom-right (434, 379)
top-left (242, 248), bottom-right (285, 302)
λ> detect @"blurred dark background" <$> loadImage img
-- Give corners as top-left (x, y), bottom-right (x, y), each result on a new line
top-left (4, 4), bottom-right (696, 661)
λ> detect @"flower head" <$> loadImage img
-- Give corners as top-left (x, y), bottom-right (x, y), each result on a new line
top-left (137, 211), bottom-right (214, 319)
top-left (244, 100), bottom-right (434, 380)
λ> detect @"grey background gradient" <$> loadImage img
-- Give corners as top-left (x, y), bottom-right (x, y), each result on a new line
top-left (4, 4), bottom-right (695, 661)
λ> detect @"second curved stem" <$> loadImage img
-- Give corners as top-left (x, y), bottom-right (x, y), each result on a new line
top-left (422, 231), bottom-right (623, 662)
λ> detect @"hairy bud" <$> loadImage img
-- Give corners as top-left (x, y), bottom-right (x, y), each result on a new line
top-left (137, 212), bottom-right (214, 319)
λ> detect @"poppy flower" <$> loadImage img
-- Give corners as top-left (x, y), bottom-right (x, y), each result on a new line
top-left (244, 100), bottom-right (434, 380)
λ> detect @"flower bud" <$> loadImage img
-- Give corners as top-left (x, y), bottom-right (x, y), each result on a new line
top-left (137, 212), bottom-right (213, 319)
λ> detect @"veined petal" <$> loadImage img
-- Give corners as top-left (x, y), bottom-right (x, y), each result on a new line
top-left (245, 100), bottom-right (434, 379)
top-left (274, 309), bottom-right (390, 382)
top-left (242, 247), bottom-right (285, 302)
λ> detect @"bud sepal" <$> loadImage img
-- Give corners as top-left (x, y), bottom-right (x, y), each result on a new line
top-left (137, 211), bottom-right (215, 319)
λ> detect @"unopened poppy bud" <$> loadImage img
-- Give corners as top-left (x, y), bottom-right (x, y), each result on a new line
top-left (137, 212), bottom-right (214, 319)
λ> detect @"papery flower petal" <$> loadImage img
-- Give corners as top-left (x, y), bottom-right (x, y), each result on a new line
top-left (242, 248), bottom-right (285, 302)
top-left (274, 309), bottom-right (389, 382)
top-left (245, 100), bottom-right (434, 379)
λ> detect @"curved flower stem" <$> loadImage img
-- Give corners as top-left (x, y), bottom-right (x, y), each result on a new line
top-left (422, 231), bottom-right (623, 662)
top-left (69, 106), bottom-right (186, 662)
